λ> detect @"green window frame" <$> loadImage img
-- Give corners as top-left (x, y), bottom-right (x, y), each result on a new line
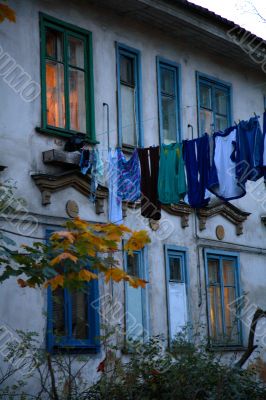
top-left (204, 250), bottom-right (242, 348)
top-left (38, 13), bottom-right (96, 142)
top-left (196, 72), bottom-right (232, 136)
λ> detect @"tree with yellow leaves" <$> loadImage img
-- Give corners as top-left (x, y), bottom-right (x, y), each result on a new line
top-left (0, 1), bottom-right (16, 23)
top-left (1, 217), bottom-right (150, 291)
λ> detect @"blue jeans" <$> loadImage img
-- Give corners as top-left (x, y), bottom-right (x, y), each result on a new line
top-left (236, 116), bottom-right (263, 186)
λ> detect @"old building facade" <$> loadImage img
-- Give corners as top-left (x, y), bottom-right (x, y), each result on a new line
top-left (0, 0), bottom-right (266, 391)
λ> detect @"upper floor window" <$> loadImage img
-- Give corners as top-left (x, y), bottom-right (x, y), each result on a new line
top-left (124, 248), bottom-right (149, 342)
top-left (197, 73), bottom-right (231, 136)
top-left (157, 58), bottom-right (181, 144)
top-left (39, 14), bottom-right (96, 141)
top-left (116, 43), bottom-right (143, 149)
top-left (205, 250), bottom-right (242, 347)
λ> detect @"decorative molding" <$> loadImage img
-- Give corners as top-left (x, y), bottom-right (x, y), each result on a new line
top-left (31, 170), bottom-right (108, 215)
top-left (161, 202), bottom-right (192, 229)
top-left (197, 202), bottom-right (250, 235)
top-left (261, 215), bottom-right (266, 226)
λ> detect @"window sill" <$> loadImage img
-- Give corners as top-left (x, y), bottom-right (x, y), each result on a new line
top-left (49, 345), bottom-right (100, 354)
top-left (207, 345), bottom-right (247, 352)
top-left (36, 126), bottom-right (99, 144)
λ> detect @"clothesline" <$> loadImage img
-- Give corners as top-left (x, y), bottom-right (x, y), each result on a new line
top-left (78, 112), bottom-right (266, 224)
top-left (108, 113), bottom-right (266, 222)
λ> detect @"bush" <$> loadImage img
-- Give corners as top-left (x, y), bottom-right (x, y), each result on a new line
top-left (87, 335), bottom-right (266, 400)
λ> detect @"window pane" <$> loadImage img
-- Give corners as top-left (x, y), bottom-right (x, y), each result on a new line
top-left (208, 259), bottom-right (219, 284)
top-left (162, 96), bottom-right (177, 143)
top-left (215, 89), bottom-right (227, 115)
top-left (200, 84), bottom-right (212, 109)
top-left (223, 260), bottom-right (235, 286)
top-left (209, 286), bottom-right (223, 341)
top-left (52, 288), bottom-right (65, 337)
top-left (169, 256), bottom-right (182, 282)
top-left (68, 36), bottom-right (84, 69)
top-left (161, 67), bottom-right (175, 95)
top-left (127, 253), bottom-right (139, 276)
top-left (216, 115), bottom-right (228, 132)
top-left (121, 84), bottom-right (137, 146)
top-left (200, 109), bottom-right (213, 135)
top-left (224, 287), bottom-right (239, 343)
top-left (127, 285), bottom-right (144, 341)
top-left (69, 68), bottom-right (86, 133)
top-left (46, 28), bottom-right (63, 61)
top-left (120, 55), bottom-right (134, 85)
top-left (71, 290), bottom-right (87, 339)
top-left (46, 61), bottom-right (65, 128)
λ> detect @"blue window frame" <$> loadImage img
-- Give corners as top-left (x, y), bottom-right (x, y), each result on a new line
top-left (116, 43), bottom-right (143, 149)
top-left (196, 72), bottom-right (232, 136)
top-left (46, 230), bottom-right (100, 352)
top-left (204, 249), bottom-right (242, 347)
top-left (164, 245), bottom-right (189, 342)
top-left (157, 58), bottom-right (181, 144)
top-left (124, 248), bottom-right (149, 342)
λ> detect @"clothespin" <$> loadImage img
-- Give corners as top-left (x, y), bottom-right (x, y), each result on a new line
top-left (187, 124), bottom-right (194, 140)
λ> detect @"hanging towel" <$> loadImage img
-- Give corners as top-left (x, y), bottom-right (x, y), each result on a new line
top-left (183, 133), bottom-right (210, 208)
top-left (208, 127), bottom-right (246, 201)
top-left (138, 146), bottom-right (161, 220)
top-left (90, 149), bottom-right (104, 201)
top-left (158, 142), bottom-right (187, 204)
top-left (79, 149), bottom-right (91, 175)
top-left (117, 149), bottom-right (141, 202)
top-left (236, 116), bottom-right (264, 186)
top-left (108, 149), bottom-right (123, 224)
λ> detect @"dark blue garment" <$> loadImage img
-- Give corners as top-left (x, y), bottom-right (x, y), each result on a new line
top-left (263, 111), bottom-right (266, 182)
top-left (183, 133), bottom-right (210, 208)
top-left (236, 116), bottom-right (264, 187)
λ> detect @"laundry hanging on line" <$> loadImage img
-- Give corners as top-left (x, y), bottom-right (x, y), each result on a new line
top-left (208, 126), bottom-right (246, 201)
top-left (158, 142), bottom-right (187, 204)
top-left (78, 110), bottom-right (266, 219)
top-left (138, 146), bottom-right (161, 220)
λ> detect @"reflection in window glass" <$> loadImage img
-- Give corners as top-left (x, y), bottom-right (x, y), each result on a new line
top-left (46, 61), bottom-right (65, 128)
top-left (158, 61), bottom-right (179, 144)
top-left (198, 78), bottom-right (230, 135)
top-left (207, 255), bottom-right (240, 345)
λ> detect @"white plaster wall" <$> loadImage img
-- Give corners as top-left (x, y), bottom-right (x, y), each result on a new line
top-left (0, 0), bottom-right (266, 391)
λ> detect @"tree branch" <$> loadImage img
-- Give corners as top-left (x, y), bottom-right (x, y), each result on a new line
top-left (235, 308), bottom-right (266, 368)
top-left (47, 353), bottom-right (59, 400)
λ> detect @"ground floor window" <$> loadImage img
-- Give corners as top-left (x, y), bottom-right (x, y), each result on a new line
top-left (204, 250), bottom-right (242, 347)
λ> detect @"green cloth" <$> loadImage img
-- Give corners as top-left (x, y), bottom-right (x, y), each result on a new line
top-left (158, 142), bottom-right (187, 204)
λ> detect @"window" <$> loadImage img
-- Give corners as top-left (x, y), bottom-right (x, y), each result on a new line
top-left (157, 58), bottom-right (181, 144)
top-left (204, 250), bottom-right (242, 347)
top-left (197, 73), bottom-right (231, 136)
top-left (116, 43), bottom-right (143, 149)
top-left (124, 249), bottom-right (149, 342)
top-left (165, 246), bottom-right (189, 341)
top-left (46, 233), bottom-right (100, 352)
top-left (39, 14), bottom-right (96, 141)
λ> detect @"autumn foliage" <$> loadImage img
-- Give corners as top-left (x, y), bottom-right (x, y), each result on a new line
top-left (0, 217), bottom-right (150, 290)
top-left (0, 2), bottom-right (16, 23)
